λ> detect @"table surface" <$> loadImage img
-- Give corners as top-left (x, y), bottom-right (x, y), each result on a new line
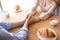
top-left (0, 11), bottom-right (28, 22)
top-left (9, 16), bottom-right (60, 40)
top-left (2, 10), bottom-right (60, 40)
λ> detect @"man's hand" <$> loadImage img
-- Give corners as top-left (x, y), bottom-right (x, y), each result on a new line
top-left (28, 16), bottom-right (41, 24)
top-left (27, 14), bottom-right (32, 18)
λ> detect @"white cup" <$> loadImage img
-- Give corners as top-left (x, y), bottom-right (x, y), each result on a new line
top-left (50, 20), bottom-right (59, 26)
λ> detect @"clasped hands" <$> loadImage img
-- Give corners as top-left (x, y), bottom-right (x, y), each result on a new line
top-left (26, 12), bottom-right (50, 24)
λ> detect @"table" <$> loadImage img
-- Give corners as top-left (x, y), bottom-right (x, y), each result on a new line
top-left (0, 11), bottom-right (29, 23)
top-left (9, 16), bottom-right (60, 40)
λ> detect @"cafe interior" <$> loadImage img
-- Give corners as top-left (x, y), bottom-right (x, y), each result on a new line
top-left (0, 0), bottom-right (60, 40)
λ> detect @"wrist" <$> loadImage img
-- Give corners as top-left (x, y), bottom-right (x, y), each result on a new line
top-left (39, 13), bottom-right (46, 18)
top-left (33, 16), bottom-right (41, 22)
top-left (46, 12), bottom-right (52, 16)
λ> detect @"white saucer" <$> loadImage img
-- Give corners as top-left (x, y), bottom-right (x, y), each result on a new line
top-left (37, 28), bottom-right (57, 40)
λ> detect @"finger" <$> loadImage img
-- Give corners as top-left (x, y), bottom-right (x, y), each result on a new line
top-left (27, 14), bottom-right (29, 18)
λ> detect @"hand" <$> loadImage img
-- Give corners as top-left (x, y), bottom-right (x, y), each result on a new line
top-left (27, 11), bottom-right (35, 18)
top-left (27, 13), bottom-right (33, 19)
top-left (28, 16), bottom-right (40, 24)
top-left (39, 13), bottom-right (49, 20)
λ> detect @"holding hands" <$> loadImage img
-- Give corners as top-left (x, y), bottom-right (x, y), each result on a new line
top-left (27, 12), bottom-right (51, 25)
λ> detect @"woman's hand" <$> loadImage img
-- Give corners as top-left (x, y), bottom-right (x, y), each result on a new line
top-left (39, 13), bottom-right (50, 20)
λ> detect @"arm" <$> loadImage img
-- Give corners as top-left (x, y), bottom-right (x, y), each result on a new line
top-left (10, 21), bottom-right (25, 29)
top-left (27, 1), bottom-right (58, 24)
top-left (39, 1), bottom-right (57, 20)
top-left (28, 0), bottom-right (39, 16)
top-left (0, 21), bottom-right (25, 30)
top-left (46, 1), bottom-right (57, 16)
top-left (27, 0), bottom-right (39, 20)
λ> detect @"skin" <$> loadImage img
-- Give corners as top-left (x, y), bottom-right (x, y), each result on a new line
top-left (10, 21), bottom-right (25, 29)
top-left (54, 0), bottom-right (60, 4)
top-left (28, 0), bottom-right (57, 24)
top-left (9, 15), bottom-right (31, 29)
top-left (21, 16), bottom-right (31, 29)
top-left (8, 0), bottom-right (60, 29)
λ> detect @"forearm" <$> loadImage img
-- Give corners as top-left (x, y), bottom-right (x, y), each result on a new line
top-left (38, 12), bottom-right (52, 20)
top-left (38, 2), bottom-right (57, 20)
top-left (31, 0), bottom-right (39, 16)
top-left (32, 5), bottom-right (38, 14)
top-left (46, 1), bottom-right (57, 16)
top-left (10, 21), bottom-right (25, 29)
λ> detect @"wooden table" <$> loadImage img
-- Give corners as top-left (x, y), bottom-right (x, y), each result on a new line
top-left (9, 16), bottom-right (60, 40)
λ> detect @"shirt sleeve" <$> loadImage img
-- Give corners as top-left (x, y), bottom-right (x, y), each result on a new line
top-left (0, 22), bottom-right (12, 30)
top-left (15, 29), bottom-right (28, 40)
